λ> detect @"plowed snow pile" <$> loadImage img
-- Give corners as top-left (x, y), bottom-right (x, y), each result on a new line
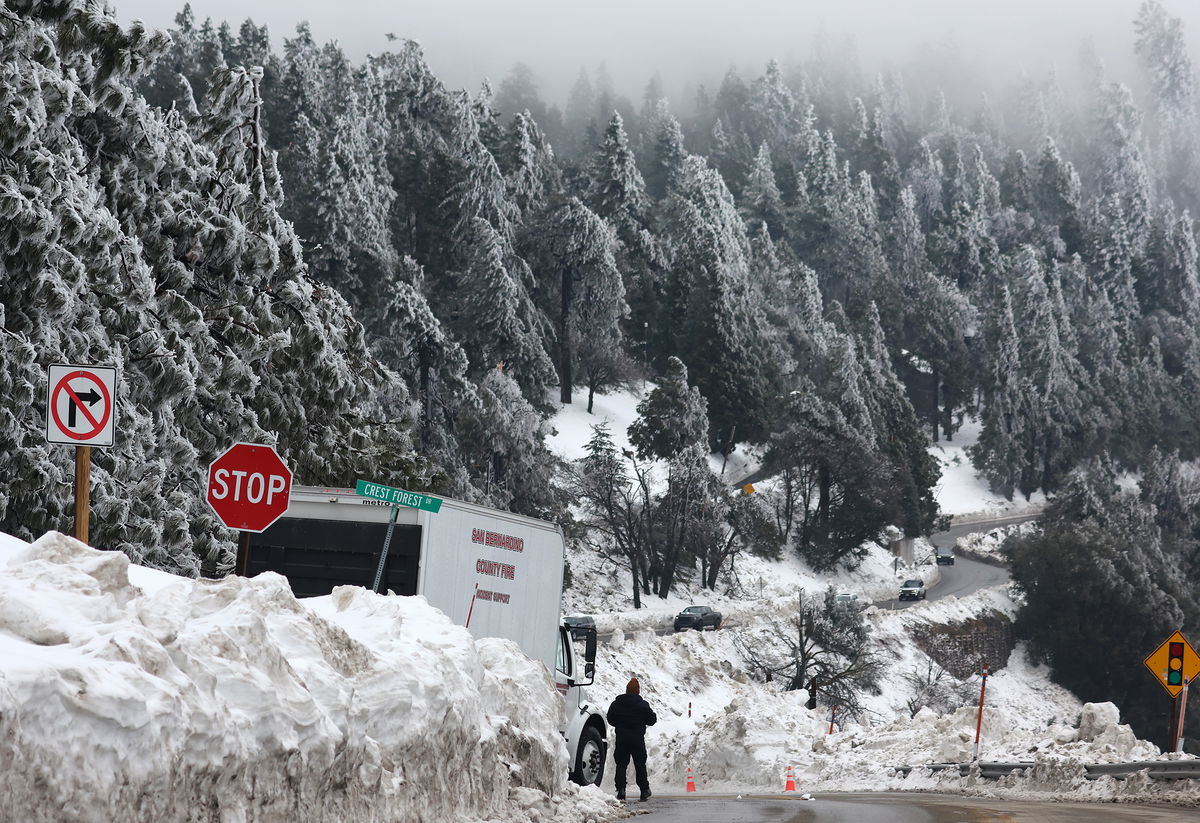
top-left (596, 587), bottom-right (1199, 806)
top-left (0, 531), bottom-right (617, 823)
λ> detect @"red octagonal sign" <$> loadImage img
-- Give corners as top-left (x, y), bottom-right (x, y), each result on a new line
top-left (206, 442), bottom-right (293, 533)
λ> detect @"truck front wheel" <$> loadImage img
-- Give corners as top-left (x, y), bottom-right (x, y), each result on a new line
top-left (570, 726), bottom-right (606, 786)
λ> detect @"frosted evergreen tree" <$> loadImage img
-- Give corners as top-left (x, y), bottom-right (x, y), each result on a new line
top-left (564, 68), bottom-right (596, 158)
top-left (643, 100), bottom-right (688, 200)
top-left (662, 155), bottom-right (784, 450)
top-left (973, 288), bottom-right (1030, 499)
top-left (1035, 138), bottom-right (1086, 256)
top-left (453, 218), bottom-right (550, 383)
top-left (742, 142), bottom-right (786, 238)
top-left (1011, 247), bottom-right (1084, 493)
top-left (1134, 0), bottom-right (1200, 209)
top-left (745, 59), bottom-right (799, 150)
top-left (627, 356), bottom-right (709, 460)
top-left (456, 368), bottom-right (563, 519)
top-left (523, 198), bottom-right (625, 406)
top-left (501, 111), bottom-right (561, 220)
top-left (584, 112), bottom-right (663, 363)
top-left (0, 3), bottom-right (426, 576)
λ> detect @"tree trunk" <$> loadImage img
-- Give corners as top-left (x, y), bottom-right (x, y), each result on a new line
top-left (559, 267), bottom-right (574, 404)
top-left (817, 461), bottom-right (831, 529)
top-left (942, 379), bottom-right (954, 441)
top-left (930, 366), bottom-right (940, 442)
top-left (587, 380), bottom-right (596, 414)
top-left (630, 553), bottom-right (642, 609)
top-left (418, 343), bottom-right (432, 447)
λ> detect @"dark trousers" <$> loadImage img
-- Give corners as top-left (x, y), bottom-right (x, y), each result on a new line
top-left (613, 738), bottom-right (649, 792)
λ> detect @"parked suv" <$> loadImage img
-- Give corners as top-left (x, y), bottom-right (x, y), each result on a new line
top-left (563, 614), bottom-right (596, 641)
top-left (673, 605), bottom-right (722, 631)
top-left (899, 579), bottom-right (927, 601)
top-left (935, 546), bottom-right (955, 565)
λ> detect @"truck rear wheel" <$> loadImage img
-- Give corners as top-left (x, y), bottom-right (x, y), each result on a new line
top-left (571, 725), bottom-right (605, 786)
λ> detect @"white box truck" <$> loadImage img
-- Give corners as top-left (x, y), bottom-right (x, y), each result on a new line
top-left (245, 485), bottom-right (608, 785)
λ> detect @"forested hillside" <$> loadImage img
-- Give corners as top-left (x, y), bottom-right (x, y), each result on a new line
top-left (4, 0), bottom-right (1200, 606)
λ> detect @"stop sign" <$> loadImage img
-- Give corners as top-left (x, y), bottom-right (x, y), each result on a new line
top-left (206, 442), bottom-right (293, 532)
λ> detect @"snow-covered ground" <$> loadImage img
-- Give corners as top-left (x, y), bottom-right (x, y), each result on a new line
top-left (930, 417), bottom-right (1047, 519)
top-left (549, 391), bottom-right (1198, 807)
top-left (0, 531), bottom-right (618, 823)
top-left (587, 586), bottom-right (1197, 805)
top-left (955, 520), bottom-right (1041, 564)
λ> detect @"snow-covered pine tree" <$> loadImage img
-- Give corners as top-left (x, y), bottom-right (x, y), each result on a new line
top-left (522, 198), bottom-right (626, 407)
top-left (661, 155), bottom-right (784, 451)
top-left (627, 356), bottom-right (709, 460)
top-left (742, 142), bottom-right (786, 239)
top-left (642, 100), bottom-right (688, 201)
top-left (972, 288), bottom-right (1030, 499)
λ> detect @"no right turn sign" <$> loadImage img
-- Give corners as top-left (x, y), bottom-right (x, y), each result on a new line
top-left (46, 364), bottom-right (118, 448)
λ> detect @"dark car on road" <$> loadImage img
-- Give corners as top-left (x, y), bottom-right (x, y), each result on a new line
top-left (935, 546), bottom-right (955, 565)
top-left (899, 579), bottom-right (927, 601)
top-left (563, 614), bottom-right (596, 640)
top-left (673, 605), bottom-right (722, 632)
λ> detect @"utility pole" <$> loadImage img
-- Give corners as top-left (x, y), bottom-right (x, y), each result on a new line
top-left (642, 321), bottom-right (649, 390)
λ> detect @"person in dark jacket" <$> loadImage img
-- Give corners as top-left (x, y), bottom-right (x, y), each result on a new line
top-left (607, 677), bottom-right (657, 801)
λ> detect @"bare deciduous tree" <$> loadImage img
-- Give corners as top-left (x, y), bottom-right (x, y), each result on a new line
top-left (733, 589), bottom-right (883, 719)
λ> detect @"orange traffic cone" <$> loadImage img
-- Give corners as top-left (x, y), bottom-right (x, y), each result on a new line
top-left (784, 765), bottom-right (796, 792)
top-left (686, 767), bottom-right (697, 793)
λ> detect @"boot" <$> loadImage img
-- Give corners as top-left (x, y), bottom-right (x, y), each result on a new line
top-left (640, 787), bottom-right (652, 802)
top-left (615, 790), bottom-right (625, 801)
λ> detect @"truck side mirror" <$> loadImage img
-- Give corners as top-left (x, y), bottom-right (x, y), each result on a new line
top-left (569, 627), bottom-right (598, 686)
top-left (585, 627), bottom-right (598, 663)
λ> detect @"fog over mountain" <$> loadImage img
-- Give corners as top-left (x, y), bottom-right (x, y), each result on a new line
top-left (113, 0), bottom-right (1198, 104)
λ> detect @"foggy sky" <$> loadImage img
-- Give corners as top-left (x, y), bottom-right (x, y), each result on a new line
top-left (111, 0), bottom-right (1200, 105)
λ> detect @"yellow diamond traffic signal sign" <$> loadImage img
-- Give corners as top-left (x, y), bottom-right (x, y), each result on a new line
top-left (1144, 630), bottom-right (1200, 698)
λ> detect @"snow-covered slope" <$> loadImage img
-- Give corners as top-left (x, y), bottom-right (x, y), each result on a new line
top-left (589, 587), bottom-right (1195, 804)
top-left (930, 417), bottom-right (1046, 519)
top-left (0, 531), bottom-right (617, 823)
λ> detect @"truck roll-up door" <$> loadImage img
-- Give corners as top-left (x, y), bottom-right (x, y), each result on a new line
top-left (248, 518), bottom-right (421, 598)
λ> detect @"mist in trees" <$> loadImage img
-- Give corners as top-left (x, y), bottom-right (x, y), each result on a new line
top-left (9, 0), bottom-right (1200, 618)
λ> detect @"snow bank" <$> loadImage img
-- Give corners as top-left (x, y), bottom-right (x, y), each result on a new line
top-left (0, 532), bottom-right (618, 823)
top-left (955, 520), bottom-right (1039, 564)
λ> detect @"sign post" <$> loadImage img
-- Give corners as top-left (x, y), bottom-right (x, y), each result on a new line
top-left (206, 443), bottom-right (293, 575)
top-left (1144, 631), bottom-right (1200, 752)
top-left (46, 364), bottom-right (118, 544)
top-left (356, 480), bottom-right (442, 594)
top-left (973, 662), bottom-right (990, 761)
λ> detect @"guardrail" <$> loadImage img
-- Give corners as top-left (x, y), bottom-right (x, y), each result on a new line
top-left (894, 760), bottom-right (1200, 780)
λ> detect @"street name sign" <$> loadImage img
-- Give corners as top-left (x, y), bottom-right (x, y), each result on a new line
top-left (46, 364), bottom-right (117, 447)
top-left (1144, 630), bottom-right (1200, 698)
top-left (355, 479), bottom-right (443, 513)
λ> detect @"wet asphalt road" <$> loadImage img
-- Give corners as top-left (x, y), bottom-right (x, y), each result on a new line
top-left (628, 793), bottom-right (1200, 822)
top-left (882, 514), bottom-right (1037, 610)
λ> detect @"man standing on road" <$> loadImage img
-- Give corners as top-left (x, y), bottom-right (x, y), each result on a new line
top-left (607, 677), bottom-right (657, 801)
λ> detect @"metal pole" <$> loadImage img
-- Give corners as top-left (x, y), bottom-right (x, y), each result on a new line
top-left (370, 504), bottom-right (400, 593)
top-left (73, 445), bottom-right (90, 544)
top-left (1176, 678), bottom-right (1190, 754)
top-left (828, 705), bottom-right (838, 735)
top-left (236, 531), bottom-right (251, 576)
top-left (973, 663), bottom-right (990, 761)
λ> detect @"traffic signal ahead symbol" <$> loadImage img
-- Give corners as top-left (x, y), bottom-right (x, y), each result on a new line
top-left (1144, 631), bottom-right (1200, 697)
